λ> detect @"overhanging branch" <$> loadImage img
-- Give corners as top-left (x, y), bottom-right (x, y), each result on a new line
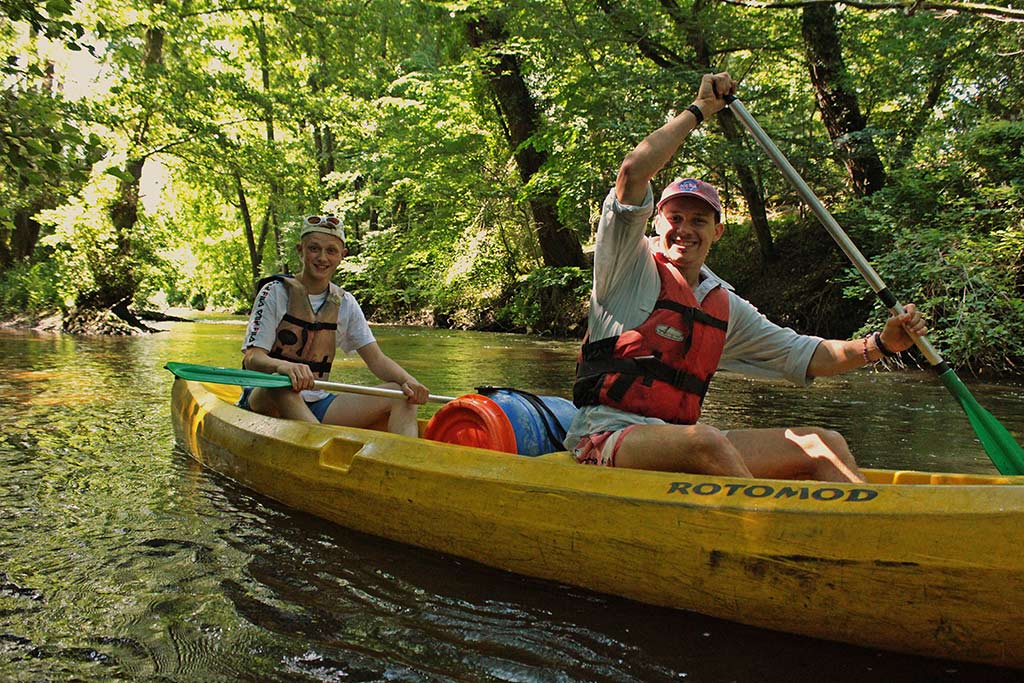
top-left (718, 0), bottom-right (1024, 22)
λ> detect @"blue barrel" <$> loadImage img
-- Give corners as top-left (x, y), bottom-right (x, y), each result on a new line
top-left (477, 387), bottom-right (577, 456)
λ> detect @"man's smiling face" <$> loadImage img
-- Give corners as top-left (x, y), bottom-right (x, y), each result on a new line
top-left (654, 195), bottom-right (723, 278)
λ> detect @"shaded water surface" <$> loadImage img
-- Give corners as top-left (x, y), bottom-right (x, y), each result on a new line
top-left (1, 319), bottom-right (1023, 682)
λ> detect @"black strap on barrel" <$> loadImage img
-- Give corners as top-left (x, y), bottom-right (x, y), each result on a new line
top-left (476, 386), bottom-right (568, 452)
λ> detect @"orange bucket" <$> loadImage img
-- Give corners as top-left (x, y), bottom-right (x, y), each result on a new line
top-left (423, 394), bottom-right (519, 453)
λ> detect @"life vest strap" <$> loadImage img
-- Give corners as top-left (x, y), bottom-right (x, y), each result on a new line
top-left (576, 356), bottom-right (712, 402)
top-left (578, 336), bottom-right (606, 362)
top-left (653, 299), bottom-right (728, 331)
top-left (268, 349), bottom-right (332, 375)
top-left (281, 313), bottom-right (338, 332)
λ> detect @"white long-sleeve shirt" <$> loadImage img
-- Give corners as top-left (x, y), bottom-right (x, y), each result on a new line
top-left (564, 186), bottom-right (824, 447)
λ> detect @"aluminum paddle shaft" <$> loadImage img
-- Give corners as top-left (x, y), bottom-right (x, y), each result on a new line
top-left (725, 95), bottom-right (944, 369)
top-left (165, 362), bottom-right (455, 404)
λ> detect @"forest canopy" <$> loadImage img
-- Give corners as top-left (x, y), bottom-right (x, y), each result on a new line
top-left (1, 0), bottom-right (1022, 373)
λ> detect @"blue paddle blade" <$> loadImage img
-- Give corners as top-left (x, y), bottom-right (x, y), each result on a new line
top-left (938, 369), bottom-right (1024, 475)
top-left (165, 362), bottom-right (294, 389)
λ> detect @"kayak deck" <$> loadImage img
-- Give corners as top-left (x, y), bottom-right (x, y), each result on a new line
top-left (200, 381), bottom-right (1018, 487)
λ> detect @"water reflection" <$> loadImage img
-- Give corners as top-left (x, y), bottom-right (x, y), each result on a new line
top-left (703, 370), bottom-right (1023, 473)
top-left (1, 321), bottom-right (1022, 682)
top-left (208, 477), bottom-right (681, 682)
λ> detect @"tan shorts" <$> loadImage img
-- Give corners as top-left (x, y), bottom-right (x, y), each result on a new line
top-left (570, 424), bottom-right (642, 467)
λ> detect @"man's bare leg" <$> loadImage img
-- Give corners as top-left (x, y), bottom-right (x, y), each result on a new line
top-left (727, 427), bottom-right (864, 482)
top-left (613, 423), bottom-right (864, 482)
top-left (615, 423), bottom-right (753, 476)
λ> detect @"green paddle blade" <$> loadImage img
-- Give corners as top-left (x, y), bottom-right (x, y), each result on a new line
top-left (165, 362), bottom-right (293, 389)
top-left (938, 369), bottom-right (1024, 476)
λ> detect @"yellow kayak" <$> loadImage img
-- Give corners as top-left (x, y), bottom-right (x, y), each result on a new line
top-left (171, 379), bottom-right (1024, 669)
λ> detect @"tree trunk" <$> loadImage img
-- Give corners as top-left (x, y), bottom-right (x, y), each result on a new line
top-left (674, 0), bottom-right (776, 260)
top-left (598, 0), bottom-right (776, 261)
top-left (235, 170), bottom-right (264, 293)
top-left (710, 98), bottom-right (776, 263)
top-left (465, 12), bottom-right (586, 269)
top-left (322, 124), bottom-right (336, 177)
top-left (67, 20), bottom-right (163, 333)
top-left (10, 209), bottom-right (41, 262)
top-left (801, 4), bottom-right (887, 196)
top-left (254, 14), bottom-right (285, 274)
top-left (891, 38), bottom-right (962, 169)
top-left (1, 203), bottom-right (42, 268)
top-left (3, 57), bottom-right (73, 266)
top-left (104, 154), bottom-right (147, 305)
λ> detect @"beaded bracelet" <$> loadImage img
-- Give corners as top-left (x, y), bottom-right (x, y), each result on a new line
top-left (861, 335), bottom-right (871, 364)
top-left (874, 331), bottom-right (899, 358)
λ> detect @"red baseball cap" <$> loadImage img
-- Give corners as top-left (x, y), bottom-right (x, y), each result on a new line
top-left (657, 178), bottom-right (722, 216)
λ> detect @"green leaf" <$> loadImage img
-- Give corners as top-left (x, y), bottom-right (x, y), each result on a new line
top-left (105, 167), bottom-right (136, 183)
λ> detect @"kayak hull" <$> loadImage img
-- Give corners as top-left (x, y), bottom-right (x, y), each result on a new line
top-left (171, 379), bottom-right (1024, 669)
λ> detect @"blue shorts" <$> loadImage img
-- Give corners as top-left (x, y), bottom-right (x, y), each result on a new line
top-left (237, 387), bottom-right (338, 423)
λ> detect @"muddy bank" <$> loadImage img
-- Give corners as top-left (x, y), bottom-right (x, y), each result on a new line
top-left (0, 308), bottom-right (195, 335)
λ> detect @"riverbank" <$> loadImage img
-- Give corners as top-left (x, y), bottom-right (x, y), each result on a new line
top-left (0, 311), bottom-right (63, 333)
top-left (0, 302), bottom-right (585, 339)
top-left (0, 307), bottom-right (200, 335)
top-left (3, 256), bottom-right (1020, 380)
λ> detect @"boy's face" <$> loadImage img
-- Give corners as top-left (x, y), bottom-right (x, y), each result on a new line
top-left (297, 233), bottom-right (347, 281)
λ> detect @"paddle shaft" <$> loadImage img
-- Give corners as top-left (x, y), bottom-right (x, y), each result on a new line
top-left (725, 96), bottom-right (945, 370)
top-left (164, 362), bottom-right (456, 404)
top-left (312, 379), bottom-right (454, 404)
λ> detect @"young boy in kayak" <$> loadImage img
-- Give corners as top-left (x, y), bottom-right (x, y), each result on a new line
top-left (566, 73), bottom-right (927, 482)
top-left (239, 215), bottom-right (429, 437)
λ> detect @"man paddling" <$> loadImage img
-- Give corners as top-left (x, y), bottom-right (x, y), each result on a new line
top-left (565, 73), bottom-right (927, 482)
top-left (239, 215), bottom-right (429, 436)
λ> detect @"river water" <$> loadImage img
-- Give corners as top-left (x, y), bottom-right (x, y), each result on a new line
top-left (1, 319), bottom-right (1023, 682)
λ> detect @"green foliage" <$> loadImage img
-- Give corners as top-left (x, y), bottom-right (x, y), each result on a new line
top-left (33, 164), bottom-right (170, 311)
top-left (0, 256), bottom-right (63, 315)
top-left (153, 180), bottom-right (255, 312)
top-left (966, 120), bottom-right (1024, 186)
top-left (0, 0), bottom-right (86, 51)
top-left (0, 0), bottom-right (1021, 373)
top-left (842, 135), bottom-right (1024, 374)
top-left (495, 266), bottom-right (590, 336)
top-left (0, 16), bottom-right (104, 266)
top-left (339, 200), bottom-right (530, 328)
top-left (0, 88), bottom-right (102, 222)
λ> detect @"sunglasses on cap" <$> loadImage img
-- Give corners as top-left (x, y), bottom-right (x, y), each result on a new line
top-left (303, 215), bottom-right (341, 228)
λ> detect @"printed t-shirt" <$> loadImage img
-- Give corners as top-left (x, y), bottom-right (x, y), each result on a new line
top-left (242, 280), bottom-right (375, 402)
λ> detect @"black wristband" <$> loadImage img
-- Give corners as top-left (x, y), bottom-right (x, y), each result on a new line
top-left (874, 331), bottom-right (899, 358)
top-left (685, 104), bottom-right (704, 126)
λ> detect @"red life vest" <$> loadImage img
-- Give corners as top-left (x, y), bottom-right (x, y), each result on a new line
top-left (258, 275), bottom-right (342, 380)
top-left (572, 253), bottom-right (729, 424)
